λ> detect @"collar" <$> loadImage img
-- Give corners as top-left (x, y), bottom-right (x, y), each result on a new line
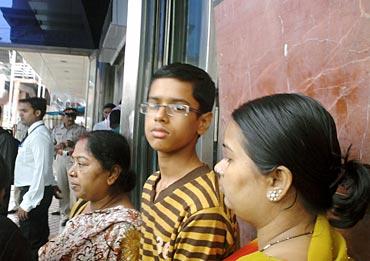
top-left (28, 120), bottom-right (44, 133)
top-left (307, 215), bottom-right (348, 260)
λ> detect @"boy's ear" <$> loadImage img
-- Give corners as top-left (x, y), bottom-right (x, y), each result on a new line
top-left (197, 112), bottom-right (213, 136)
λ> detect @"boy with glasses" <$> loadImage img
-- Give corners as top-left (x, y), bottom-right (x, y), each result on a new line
top-left (140, 63), bottom-right (238, 260)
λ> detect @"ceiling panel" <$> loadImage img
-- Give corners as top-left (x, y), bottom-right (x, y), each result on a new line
top-left (19, 51), bottom-right (88, 99)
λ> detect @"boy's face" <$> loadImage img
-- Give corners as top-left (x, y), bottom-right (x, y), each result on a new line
top-left (144, 78), bottom-right (211, 153)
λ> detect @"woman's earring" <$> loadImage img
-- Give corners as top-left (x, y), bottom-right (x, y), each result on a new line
top-left (267, 188), bottom-right (283, 201)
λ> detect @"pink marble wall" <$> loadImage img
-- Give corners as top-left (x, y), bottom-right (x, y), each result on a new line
top-left (214, 0), bottom-right (370, 164)
top-left (214, 0), bottom-right (370, 257)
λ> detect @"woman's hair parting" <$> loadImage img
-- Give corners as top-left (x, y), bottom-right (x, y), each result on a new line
top-left (232, 93), bottom-right (370, 228)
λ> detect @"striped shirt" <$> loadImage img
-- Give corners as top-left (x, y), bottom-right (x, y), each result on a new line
top-left (140, 165), bottom-right (239, 260)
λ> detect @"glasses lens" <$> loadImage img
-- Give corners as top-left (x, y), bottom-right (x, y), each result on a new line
top-left (140, 103), bottom-right (191, 117)
top-left (168, 104), bottom-right (189, 115)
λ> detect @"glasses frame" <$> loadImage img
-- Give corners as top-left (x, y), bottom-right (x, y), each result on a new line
top-left (140, 102), bottom-right (202, 117)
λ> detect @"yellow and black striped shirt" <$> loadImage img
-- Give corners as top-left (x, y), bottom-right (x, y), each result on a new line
top-left (140, 165), bottom-right (239, 260)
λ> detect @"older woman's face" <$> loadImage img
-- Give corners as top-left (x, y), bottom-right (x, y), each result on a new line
top-left (214, 120), bottom-right (269, 226)
top-left (69, 139), bottom-right (111, 201)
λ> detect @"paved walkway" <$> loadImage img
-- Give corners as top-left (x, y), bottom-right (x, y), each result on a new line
top-left (7, 185), bottom-right (61, 239)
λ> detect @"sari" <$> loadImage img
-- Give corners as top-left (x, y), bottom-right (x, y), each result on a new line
top-left (234, 216), bottom-right (351, 261)
top-left (39, 206), bottom-right (141, 260)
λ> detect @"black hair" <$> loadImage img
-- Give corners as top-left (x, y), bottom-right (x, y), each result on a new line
top-left (151, 63), bottom-right (216, 114)
top-left (19, 97), bottom-right (47, 118)
top-left (79, 130), bottom-right (135, 193)
top-left (64, 107), bottom-right (77, 113)
top-left (103, 103), bottom-right (116, 110)
top-left (0, 156), bottom-right (9, 196)
top-left (109, 110), bottom-right (121, 129)
top-left (232, 93), bottom-right (370, 228)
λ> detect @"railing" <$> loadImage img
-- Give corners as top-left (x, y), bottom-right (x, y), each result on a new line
top-left (13, 63), bottom-right (37, 81)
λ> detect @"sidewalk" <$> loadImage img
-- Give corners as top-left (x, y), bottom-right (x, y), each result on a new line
top-left (7, 185), bottom-right (61, 239)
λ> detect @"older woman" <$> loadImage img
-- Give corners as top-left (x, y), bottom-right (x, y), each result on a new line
top-left (215, 93), bottom-right (369, 260)
top-left (39, 131), bottom-right (141, 260)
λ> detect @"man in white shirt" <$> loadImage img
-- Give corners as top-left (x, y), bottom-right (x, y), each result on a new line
top-left (14, 97), bottom-right (57, 260)
top-left (92, 102), bottom-right (116, 130)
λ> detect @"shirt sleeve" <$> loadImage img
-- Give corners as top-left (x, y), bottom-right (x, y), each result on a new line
top-left (172, 207), bottom-right (238, 261)
top-left (20, 134), bottom-right (52, 212)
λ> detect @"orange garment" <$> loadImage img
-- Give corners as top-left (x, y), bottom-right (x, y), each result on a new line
top-left (224, 240), bottom-right (258, 261)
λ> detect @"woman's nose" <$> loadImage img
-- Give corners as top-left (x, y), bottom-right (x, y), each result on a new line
top-left (214, 161), bottom-right (224, 178)
top-left (68, 165), bottom-right (77, 177)
top-left (214, 158), bottom-right (229, 178)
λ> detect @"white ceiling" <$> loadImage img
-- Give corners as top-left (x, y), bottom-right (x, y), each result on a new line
top-left (19, 51), bottom-right (89, 99)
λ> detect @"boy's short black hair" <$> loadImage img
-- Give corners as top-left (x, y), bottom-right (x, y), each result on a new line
top-left (19, 97), bottom-right (47, 119)
top-left (151, 63), bottom-right (216, 114)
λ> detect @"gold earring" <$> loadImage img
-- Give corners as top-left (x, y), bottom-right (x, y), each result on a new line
top-left (267, 188), bottom-right (283, 201)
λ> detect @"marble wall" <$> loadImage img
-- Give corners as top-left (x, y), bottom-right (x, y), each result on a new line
top-left (214, 0), bottom-right (370, 164)
top-left (214, 1), bottom-right (370, 257)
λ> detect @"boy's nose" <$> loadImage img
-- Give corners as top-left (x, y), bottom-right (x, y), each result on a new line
top-left (154, 106), bottom-right (169, 121)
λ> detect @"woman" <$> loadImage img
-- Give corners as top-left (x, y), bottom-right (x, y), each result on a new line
top-left (39, 131), bottom-right (141, 260)
top-left (215, 93), bottom-right (369, 260)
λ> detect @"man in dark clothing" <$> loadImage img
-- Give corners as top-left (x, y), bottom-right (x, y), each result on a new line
top-left (0, 155), bottom-right (32, 260)
top-left (0, 106), bottom-right (19, 216)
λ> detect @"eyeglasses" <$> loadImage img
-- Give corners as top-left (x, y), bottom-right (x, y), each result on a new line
top-left (140, 102), bottom-right (202, 117)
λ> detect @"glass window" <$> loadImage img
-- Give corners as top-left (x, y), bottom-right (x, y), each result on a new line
top-left (185, 0), bottom-right (204, 65)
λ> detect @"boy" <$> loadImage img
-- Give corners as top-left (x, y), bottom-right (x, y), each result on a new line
top-left (140, 63), bottom-right (238, 260)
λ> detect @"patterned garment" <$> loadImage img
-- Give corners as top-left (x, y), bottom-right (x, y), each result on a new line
top-left (39, 206), bottom-right (142, 261)
top-left (140, 165), bottom-right (239, 260)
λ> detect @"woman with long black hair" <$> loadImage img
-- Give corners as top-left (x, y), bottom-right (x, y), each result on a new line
top-left (216, 93), bottom-right (369, 260)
